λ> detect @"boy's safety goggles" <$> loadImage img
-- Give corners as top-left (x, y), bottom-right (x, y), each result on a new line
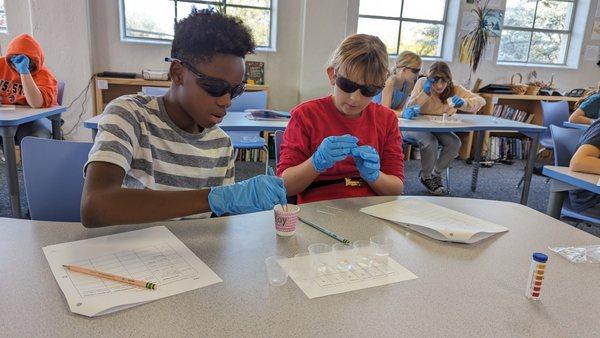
top-left (165, 57), bottom-right (246, 99)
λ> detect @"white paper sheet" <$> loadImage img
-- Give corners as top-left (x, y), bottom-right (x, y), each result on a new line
top-left (283, 257), bottom-right (417, 299)
top-left (43, 226), bottom-right (222, 317)
top-left (584, 45), bottom-right (600, 61)
top-left (426, 115), bottom-right (464, 124)
top-left (360, 197), bottom-right (508, 244)
top-left (0, 105), bottom-right (16, 110)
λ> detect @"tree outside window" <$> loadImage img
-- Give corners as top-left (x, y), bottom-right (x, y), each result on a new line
top-left (121, 0), bottom-right (275, 49)
top-left (498, 0), bottom-right (575, 65)
top-left (356, 0), bottom-right (449, 57)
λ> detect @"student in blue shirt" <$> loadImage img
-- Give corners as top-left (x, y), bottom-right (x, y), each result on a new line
top-left (568, 92), bottom-right (599, 125)
top-left (568, 119), bottom-right (600, 216)
top-left (372, 51), bottom-right (422, 116)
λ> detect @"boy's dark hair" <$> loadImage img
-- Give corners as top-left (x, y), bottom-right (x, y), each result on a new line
top-left (171, 8), bottom-right (255, 63)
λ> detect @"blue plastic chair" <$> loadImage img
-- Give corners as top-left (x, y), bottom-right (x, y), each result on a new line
top-left (21, 137), bottom-right (93, 221)
top-left (275, 130), bottom-right (284, 170)
top-left (549, 125), bottom-right (599, 224)
top-left (540, 101), bottom-right (570, 150)
top-left (226, 91), bottom-right (269, 174)
top-left (57, 81), bottom-right (65, 105)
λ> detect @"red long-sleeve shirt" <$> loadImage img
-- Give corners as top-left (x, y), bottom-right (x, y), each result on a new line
top-left (277, 96), bottom-right (404, 203)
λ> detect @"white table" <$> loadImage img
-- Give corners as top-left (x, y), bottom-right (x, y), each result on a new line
top-left (543, 165), bottom-right (600, 219)
top-left (0, 105), bottom-right (66, 217)
top-left (2, 196), bottom-right (600, 336)
top-left (83, 113), bottom-right (545, 205)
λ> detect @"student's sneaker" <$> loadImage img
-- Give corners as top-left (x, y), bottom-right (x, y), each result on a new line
top-left (432, 174), bottom-right (449, 195)
top-left (419, 175), bottom-right (445, 195)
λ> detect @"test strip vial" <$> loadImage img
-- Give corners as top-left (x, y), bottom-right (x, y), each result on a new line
top-left (526, 252), bottom-right (548, 300)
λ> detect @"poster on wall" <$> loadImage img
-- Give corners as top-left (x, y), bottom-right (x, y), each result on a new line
top-left (484, 10), bottom-right (504, 37)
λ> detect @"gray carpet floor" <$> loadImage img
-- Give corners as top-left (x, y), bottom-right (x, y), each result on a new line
top-left (1, 158), bottom-right (598, 236)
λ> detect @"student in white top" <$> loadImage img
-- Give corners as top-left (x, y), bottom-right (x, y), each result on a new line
top-left (404, 61), bottom-right (485, 195)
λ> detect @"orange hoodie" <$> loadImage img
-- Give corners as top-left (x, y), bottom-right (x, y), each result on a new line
top-left (0, 34), bottom-right (58, 107)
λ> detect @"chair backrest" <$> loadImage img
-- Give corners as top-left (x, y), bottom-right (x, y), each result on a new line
top-left (274, 130), bottom-right (284, 168)
top-left (227, 90), bottom-right (268, 112)
top-left (541, 100), bottom-right (570, 139)
top-left (57, 81), bottom-right (65, 105)
top-left (550, 125), bottom-right (584, 166)
top-left (142, 86), bottom-right (169, 96)
top-left (21, 137), bottom-right (94, 222)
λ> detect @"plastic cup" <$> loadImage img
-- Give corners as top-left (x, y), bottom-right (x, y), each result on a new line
top-left (370, 235), bottom-right (392, 264)
top-left (265, 256), bottom-right (288, 286)
top-left (274, 204), bottom-right (300, 236)
top-left (333, 243), bottom-right (356, 271)
top-left (308, 243), bottom-right (332, 273)
top-left (293, 252), bottom-right (315, 280)
top-left (353, 240), bottom-right (374, 268)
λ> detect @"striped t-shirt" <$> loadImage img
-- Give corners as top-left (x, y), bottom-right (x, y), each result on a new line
top-left (85, 94), bottom-right (235, 191)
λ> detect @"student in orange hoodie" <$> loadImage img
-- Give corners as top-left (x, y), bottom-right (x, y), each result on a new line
top-left (0, 33), bottom-right (58, 143)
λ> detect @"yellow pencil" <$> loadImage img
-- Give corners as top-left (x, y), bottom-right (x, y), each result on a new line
top-left (63, 264), bottom-right (157, 290)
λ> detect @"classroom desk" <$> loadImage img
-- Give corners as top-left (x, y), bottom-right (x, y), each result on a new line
top-left (83, 114), bottom-right (101, 139)
top-left (2, 196), bottom-right (599, 336)
top-left (542, 165), bottom-right (600, 219)
top-left (0, 105), bottom-right (66, 217)
top-left (563, 121), bottom-right (590, 130)
top-left (83, 113), bottom-right (545, 205)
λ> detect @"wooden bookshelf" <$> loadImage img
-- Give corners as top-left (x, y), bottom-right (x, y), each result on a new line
top-left (468, 93), bottom-right (580, 158)
top-left (93, 75), bottom-right (269, 116)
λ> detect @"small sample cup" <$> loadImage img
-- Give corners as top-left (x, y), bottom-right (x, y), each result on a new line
top-left (265, 255), bottom-right (288, 286)
top-left (274, 204), bottom-right (300, 236)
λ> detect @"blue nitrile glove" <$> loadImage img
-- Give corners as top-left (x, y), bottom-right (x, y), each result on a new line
top-left (351, 145), bottom-right (381, 182)
top-left (208, 167), bottom-right (287, 216)
top-left (423, 78), bottom-right (434, 95)
top-left (10, 55), bottom-right (30, 74)
top-left (311, 134), bottom-right (359, 173)
top-left (403, 105), bottom-right (421, 119)
top-left (451, 95), bottom-right (465, 108)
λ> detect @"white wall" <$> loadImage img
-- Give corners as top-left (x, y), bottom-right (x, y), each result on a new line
top-left (1, 0), bottom-right (94, 141)
top-left (91, 0), bottom-right (600, 112)
top-left (2, 0), bottom-right (598, 141)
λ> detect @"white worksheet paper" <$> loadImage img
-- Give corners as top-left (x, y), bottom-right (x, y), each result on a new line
top-left (360, 197), bottom-right (508, 244)
top-left (282, 257), bottom-right (417, 299)
top-left (43, 226), bottom-right (222, 317)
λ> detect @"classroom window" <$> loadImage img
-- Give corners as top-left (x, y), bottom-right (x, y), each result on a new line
top-left (497, 0), bottom-right (576, 65)
top-left (120, 0), bottom-right (276, 50)
top-left (0, 0), bottom-right (7, 33)
top-left (356, 0), bottom-right (449, 57)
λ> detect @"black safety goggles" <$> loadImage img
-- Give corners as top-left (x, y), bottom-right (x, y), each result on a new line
top-left (165, 57), bottom-right (246, 99)
top-left (334, 75), bottom-right (383, 97)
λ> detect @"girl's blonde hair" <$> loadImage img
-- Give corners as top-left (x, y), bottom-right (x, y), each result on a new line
top-left (327, 34), bottom-right (389, 87)
top-left (394, 51), bottom-right (421, 71)
top-left (428, 61), bottom-right (455, 101)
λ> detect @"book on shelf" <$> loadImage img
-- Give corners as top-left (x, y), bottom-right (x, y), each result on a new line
top-left (244, 61), bottom-right (265, 85)
top-left (487, 136), bottom-right (531, 161)
top-left (491, 104), bottom-right (533, 123)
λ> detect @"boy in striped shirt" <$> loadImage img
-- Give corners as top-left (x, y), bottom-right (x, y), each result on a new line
top-left (81, 9), bottom-right (286, 227)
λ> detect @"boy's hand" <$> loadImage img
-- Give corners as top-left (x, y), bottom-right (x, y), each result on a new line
top-left (351, 145), bottom-right (380, 182)
top-left (11, 55), bottom-right (30, 74)
top-left (311, 134), bottom-right (359, 173)
top-left (403, 105), bottom-right (421, 119)
top-left (208, 168), bottom-right (287, 216)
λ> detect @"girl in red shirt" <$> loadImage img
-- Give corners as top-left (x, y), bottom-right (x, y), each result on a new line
top-left (277, 34), bottom-right (405, 204)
